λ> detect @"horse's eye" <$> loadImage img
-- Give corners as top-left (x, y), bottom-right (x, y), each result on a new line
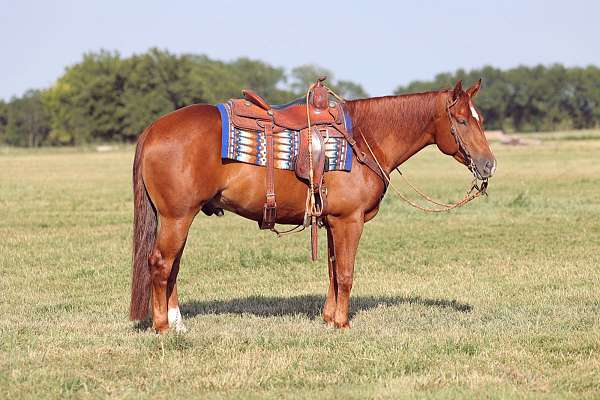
top-left (459, 119), bottom-right (468, 126)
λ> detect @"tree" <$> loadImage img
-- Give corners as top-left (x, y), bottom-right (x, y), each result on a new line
top-left (3, 90), bottom-right (50, 147)
top-left (229, 58), bottom-right (292, 104)
top-left (335, 80), bottom-right (368, 100)
top-left (289, 64), bottom-right (368, 100)
top-left (289, 65), bottom-right (332, 95)
top-left (8, 50), bottom-right (597, 148)
top-left (395, 64), bottom-right (600, 132)
top-left (0, 100), bottom-right (7, 144)
top-left (43, 50), bottom-right (124, 144)
top-left (119, 49), bottom-right (208, 139)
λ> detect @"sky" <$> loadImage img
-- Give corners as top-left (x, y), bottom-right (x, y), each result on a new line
top-left (1, 0), bottom-right (599, 100)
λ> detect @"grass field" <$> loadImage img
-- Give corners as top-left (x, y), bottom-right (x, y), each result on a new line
top-left (1, 134), bottom-right (599, 399)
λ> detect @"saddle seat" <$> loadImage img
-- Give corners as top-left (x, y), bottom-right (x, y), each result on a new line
top-left (231, 80), bottom-right (344, 133)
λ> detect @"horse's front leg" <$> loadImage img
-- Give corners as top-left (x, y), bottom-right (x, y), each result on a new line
top-left (322, 225), bottom-right (337, 325)
top-left (328, 214), bottom-right (364, 328)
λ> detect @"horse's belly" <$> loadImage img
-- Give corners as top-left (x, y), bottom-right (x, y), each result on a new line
top-left (215, 163), bottom-right (308, 225)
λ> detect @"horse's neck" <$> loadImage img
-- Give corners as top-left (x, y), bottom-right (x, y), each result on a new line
top-left (346, 91), bottom-right (446, 173)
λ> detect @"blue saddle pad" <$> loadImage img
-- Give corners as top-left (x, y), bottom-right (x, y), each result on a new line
top-left (216, 103), bottom-right (353, 172)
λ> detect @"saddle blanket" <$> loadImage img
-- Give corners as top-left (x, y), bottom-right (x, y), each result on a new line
top-left (216, 103), bottom-right (353, 171)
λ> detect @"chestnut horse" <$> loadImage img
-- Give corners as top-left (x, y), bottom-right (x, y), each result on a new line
top-left (130, 79), bottom-right (496, 333)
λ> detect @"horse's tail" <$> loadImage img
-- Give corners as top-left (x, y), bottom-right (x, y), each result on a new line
top-left (129, 125), bottom-right (157, 321)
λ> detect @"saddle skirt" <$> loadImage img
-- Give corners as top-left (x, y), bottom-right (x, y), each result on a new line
top-left (216, 102), bottom-right (353, 172)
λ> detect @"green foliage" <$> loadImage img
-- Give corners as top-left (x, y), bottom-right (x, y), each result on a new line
top-left (0, 100), bottom-right (7, 143)
top-left (119, 49), bottom-right (205, 139)
top-left (229, 57), bottom-right (291, 104)
top-left (289, 64), bottom-right (332, 94)
top-left (1, 90), bottom-right (49, 147)
top-left (335, 80), bottom-right (369, 99)
top-left (31, 50), bottom-right (368, 147)
top-left (43, 50), bottom-right (124, 145)
top-left (395, 64), bottom-right (600, 132)
top-left (3, 49), bottom-right (600, 147)
top-left (290, 64), bottom-right (368, 99)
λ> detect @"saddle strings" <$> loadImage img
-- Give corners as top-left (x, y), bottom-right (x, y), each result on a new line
top-left (305, 83), bottom-right (318, 219)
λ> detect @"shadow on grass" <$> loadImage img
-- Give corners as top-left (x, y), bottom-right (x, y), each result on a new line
top-left (133, 318), bottom-right (152, 332)
top-left (181, 294), bottom-right (472, 320)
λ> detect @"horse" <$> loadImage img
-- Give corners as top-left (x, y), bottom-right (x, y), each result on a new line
top-left (129, 79), bottom-right (496, 333)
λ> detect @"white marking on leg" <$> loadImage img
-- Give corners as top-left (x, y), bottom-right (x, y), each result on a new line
top-left (168, 307), bottom-right (187, 333)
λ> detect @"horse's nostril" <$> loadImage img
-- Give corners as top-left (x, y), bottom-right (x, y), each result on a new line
top-left (484, 160), bottom-right (493, 173)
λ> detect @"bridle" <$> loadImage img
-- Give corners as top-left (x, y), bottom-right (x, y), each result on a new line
top-left (446, 96), bottom-right (488, 186)
top-left (356, 95), bottom-right (489, 213)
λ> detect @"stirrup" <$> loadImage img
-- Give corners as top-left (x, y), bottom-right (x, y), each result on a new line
top-left (259, 203), bottom-right (277, 230)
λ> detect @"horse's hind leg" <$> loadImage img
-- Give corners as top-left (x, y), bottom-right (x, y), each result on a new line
top-left (149, 215), bottom-right (193, 333)
top-left (166, 249), bottom-right (187, 332)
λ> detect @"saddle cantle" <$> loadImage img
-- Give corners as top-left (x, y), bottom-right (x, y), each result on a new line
top-left (226, 78), bottom-right (355, 260)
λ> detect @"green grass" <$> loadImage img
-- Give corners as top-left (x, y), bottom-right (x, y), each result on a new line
top-left (1, 138), bottom-right (599, 399)
top-left (520, 128), bottom-right (600, 141)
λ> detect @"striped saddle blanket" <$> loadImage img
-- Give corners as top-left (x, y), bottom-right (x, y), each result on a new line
top-left (216, 103), bottom-right (353, 172)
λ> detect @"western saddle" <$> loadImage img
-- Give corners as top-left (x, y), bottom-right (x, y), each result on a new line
top-left (228, 78), bottom-right (380, 260)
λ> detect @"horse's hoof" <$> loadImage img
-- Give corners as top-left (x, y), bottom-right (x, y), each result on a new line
top-left (154, 326), bottom-right (169, 335)
top-left (334, 320), bottom-right (350, 329)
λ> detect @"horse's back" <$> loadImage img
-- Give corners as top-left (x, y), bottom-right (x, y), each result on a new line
top-left (144, 104), bottom-right (221, 149)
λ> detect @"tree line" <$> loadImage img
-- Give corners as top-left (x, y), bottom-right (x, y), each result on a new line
top-left (0, 49), bottom-right (367, 147)
top-left (1, 49), bottom-right (599, 147)
top-left (395, 64), bottom-right (600, 132)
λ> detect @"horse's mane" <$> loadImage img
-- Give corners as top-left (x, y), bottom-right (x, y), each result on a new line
top-left (346, 90), bottom-right (448, 135)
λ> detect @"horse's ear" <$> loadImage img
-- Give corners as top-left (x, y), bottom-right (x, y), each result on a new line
top-left (452, 80), bottom-right (463, 101)
top-left (466, 78), bottom-right (482, 98)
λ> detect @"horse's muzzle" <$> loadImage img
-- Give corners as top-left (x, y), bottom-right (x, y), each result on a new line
top-left (473, 157), bottom-right (497, 179)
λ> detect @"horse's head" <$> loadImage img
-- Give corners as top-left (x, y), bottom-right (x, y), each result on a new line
top-left (434, 80), bottom-right (496, 180)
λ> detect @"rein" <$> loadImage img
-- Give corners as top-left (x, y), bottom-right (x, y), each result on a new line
top-left (356, 96), bottom-right (489, 213)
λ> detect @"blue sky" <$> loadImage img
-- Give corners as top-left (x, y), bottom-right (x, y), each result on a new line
top-left (1, 0), bottom-right (599, 100)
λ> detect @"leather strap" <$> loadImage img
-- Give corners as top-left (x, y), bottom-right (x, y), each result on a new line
top-left (336, 126), bottom-right (389, 194)
top-left (260, 122), bottom-right (277, 229)
top-left (311, 218), bottom-right (318, 261)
